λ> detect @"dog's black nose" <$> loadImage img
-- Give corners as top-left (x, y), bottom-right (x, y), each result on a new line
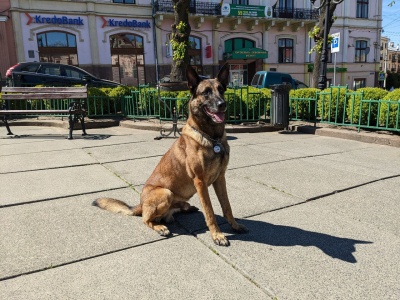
top-left (217, 100), bottom-right (226, 112)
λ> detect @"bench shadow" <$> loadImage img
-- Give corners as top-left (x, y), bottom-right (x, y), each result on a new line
top-left (181, 215), bottom-right (372, 263)
top-left (1, 134), bottom-right (112, 140)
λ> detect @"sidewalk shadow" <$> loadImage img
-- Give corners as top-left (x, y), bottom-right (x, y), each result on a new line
top-left (226, 218), bottom-right (373, 263)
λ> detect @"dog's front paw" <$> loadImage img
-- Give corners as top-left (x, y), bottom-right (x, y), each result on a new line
top-left (154, 225), bottom-right (171, 236)
top-left (232, 222), bottom-right (249, 233)
top-left (212, 232), bottom-right (230, 246)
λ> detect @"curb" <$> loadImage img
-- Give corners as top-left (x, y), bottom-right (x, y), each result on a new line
top-left (294, 125), bottom-right (400, 148)
top-left (1, 118), bottom-right (399, 147)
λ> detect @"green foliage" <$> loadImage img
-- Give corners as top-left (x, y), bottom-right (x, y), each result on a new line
top-left (290, 88), bottom-right (318, 119)
top-left (379, 89), bottom-right (400, 128)
top-left (318, 87), bottom-right (352, 122)
top-left (346, 87), bottom-right (388, 125)
top-left (225, 86), bottom-right (268, 121)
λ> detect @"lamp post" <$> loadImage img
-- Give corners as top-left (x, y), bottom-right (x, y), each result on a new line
top-left (310, 0), bottom-right (345, 90)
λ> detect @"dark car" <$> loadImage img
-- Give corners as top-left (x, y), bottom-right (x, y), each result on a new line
top-left (6, 62), bottom-right (121, 87)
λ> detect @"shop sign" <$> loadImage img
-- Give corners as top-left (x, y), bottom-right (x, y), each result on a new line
top-left (100, 16), bottom-right (150, 29)
top-left (224, 48), bottom-right (268, 60)
top-left (25, 13), bottom-right (84, 26)
top-left (221, 4), bottom-right (270, 18)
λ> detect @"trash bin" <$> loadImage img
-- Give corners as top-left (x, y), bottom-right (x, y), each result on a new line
top-left (271, 83), bottom-right (291, 128)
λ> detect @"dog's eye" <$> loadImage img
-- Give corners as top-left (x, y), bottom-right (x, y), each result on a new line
top-left (202, 87), bottom-right (212, 96)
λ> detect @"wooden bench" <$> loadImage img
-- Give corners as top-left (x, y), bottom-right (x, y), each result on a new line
top-left (0, 86), bottom-right (87, 139)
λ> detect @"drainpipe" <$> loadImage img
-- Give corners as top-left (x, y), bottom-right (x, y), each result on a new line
top-left (151, 0), bottom-right (159, 85)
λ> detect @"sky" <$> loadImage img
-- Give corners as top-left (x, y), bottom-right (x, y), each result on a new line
top-left (382, 0), bottom-right (400, 48)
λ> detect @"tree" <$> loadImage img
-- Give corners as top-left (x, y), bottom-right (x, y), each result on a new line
top-left (309, 1), bottom-right (343, 88)
top-left (169, 0), bottom-right (191, 82)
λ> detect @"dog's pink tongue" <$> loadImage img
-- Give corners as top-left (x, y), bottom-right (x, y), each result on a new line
top-left (214, 112), bottom-right (225, 123)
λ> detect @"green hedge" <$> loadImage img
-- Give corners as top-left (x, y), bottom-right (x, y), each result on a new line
top-left (379, 89), bottom-right (400, 128)
top-left (346, 87), bottom-right (388, 125)
top-left (290, 88), bottom-right (318, 120)
top-left (318, 87), bottom-right (352, 122)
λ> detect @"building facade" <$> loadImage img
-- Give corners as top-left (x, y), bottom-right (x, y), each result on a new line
top-left (7, 0), bottom-right (382, 89)
top-left (0, 0), bottom-right (17, 79)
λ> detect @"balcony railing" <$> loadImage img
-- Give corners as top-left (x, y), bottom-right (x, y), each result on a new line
top-left (273, 8), bottom-right (319, 20)
top-left (155, 1), bottom-right (319, 20)
top-left (155, 0), bottom-right (221, 15)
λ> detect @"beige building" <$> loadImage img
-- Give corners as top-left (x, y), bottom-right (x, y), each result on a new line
top-left (6, 0), bottom-right (383, 88)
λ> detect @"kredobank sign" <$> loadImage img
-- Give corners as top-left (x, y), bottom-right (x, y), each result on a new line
top-left (25, 13), bottom-right (84, 26)
top-left (100, 16), bottom-right (151, 29)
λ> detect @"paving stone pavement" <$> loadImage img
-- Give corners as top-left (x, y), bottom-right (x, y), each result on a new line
top-left (1, 125), bottom-right (399, 300)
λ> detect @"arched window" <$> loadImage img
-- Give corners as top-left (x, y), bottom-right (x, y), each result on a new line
top-left (224, 38), bottom-right (255, 86)
top-left (110, 33), bottom-right (145, 86)
top-left (37, 31), bottom-right (78, 65)
top-left (188, 36), bottom-right (202, 73)
top-left (224, 38), bottom-right (254, 52)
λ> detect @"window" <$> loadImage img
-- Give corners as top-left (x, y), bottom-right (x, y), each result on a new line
top-left (232, 0), bottom-right (248, 4)
top-left (356, 0), bottom-right (368, 18)
top-left (353, 78), bottom-right (366, 90)
top-left (224, 38), bottom-right (254, 52)
top-left (278, 38), bottom-right (293, 63)
top-left (113, 0), bottom-right (135, 3)
top-left (110, 33), bottom-right (144, 85)
top-left (37, 31), bottom-right (78, 65)
top-left (279, 0), bottom-right (293, 9)
top-left (355, 40), bottom-right (368, 63)
top-left (188, 36), bottom-right (202, 73)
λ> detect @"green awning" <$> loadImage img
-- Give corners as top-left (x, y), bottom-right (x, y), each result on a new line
top-left (224, 47), bottom-right (268, 60)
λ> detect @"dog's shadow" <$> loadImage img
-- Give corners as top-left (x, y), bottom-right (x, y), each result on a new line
top-left (179, 215), bottom-right (372, 263)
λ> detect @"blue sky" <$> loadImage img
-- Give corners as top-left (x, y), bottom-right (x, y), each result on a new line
top-left (382, 0), bottom-right (400, 47)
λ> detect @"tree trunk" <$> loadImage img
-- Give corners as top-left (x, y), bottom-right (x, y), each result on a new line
top-left (311, 2), bottom-right (339, 88)
top-left (170, 0), bottom-right (191, 82)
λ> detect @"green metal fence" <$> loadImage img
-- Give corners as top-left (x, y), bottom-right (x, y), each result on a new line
top-left (2, 83), bottom-right (399, 133)
top-left (289, 86), bottom-right (400, 132)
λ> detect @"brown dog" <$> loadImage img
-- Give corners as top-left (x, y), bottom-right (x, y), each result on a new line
top-left (93, 64), bottom-right (248, 246)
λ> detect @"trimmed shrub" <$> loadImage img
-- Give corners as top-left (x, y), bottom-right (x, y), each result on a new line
top-left (290, 88), bottom-right (319, 120)
top-left (225, 86), bottom-right (267, 121)
top-left (379, 89), bottom-right (400, 129)
top-left (318, 86), bottom-right (352, 122)
top-left (346, 87), bottom-right (388, 126)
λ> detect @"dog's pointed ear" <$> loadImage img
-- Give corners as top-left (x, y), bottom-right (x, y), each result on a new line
top-left (217, 63), bottom-right (229, 91)
top-left (187, 65), bottom-right (202, 94)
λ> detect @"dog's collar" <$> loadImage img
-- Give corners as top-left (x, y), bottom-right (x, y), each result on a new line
top-left (190, 126), bottom-right (226, 154)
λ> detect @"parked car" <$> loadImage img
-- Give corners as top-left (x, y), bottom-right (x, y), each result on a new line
top-left (6, 62), bottom-right (122, 87)
top-left (250, 71), bottom-right (308, 90)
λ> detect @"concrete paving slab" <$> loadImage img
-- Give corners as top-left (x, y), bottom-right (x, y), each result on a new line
top-left (230, 157), bottom-right (381, 200)
top-left (0, 165), bottom-right (128, 206)
top-left (310, 145), bottom-right (400, 175)
top-left (193, 201), bottom-right (400, 300)
top-left (0, 188), bottom-right (177, 280)
top-left (0, 139), bottom-right (81, 156)
top-left (83, 140), bottom-right (172, 164)
top-left (0, 234), bottom-right (269, 300)
top-left (104, 156), bottom-right (163, 186)
top-left (0, 148), bottom-right (97, 173)
top-left (316, 177), bottom-right (400, 236)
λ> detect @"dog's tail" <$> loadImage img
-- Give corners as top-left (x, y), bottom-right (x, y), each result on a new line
top-left (92, 198), bottom-right (142, 216)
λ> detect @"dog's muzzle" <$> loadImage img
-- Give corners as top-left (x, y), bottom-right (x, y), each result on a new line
top-left (203, 100), bottom-right (226, 123)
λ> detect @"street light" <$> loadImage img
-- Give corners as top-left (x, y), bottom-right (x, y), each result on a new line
top-left (310, 0), bottom-right (345, 89)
